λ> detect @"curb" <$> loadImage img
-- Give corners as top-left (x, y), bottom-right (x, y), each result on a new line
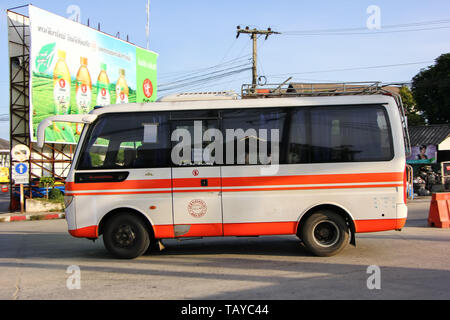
top-left (0, 212), bottom-right (65, 223)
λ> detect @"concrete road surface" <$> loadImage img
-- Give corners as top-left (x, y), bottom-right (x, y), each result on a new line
top-left (0, 198), bottom-right (449, 300)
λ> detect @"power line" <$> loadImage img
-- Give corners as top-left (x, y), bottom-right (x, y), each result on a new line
top-left (283, 18), bottom-right (450, 33)
top-left (285, 25), bottom-right (450, 36)
top-left (158, 55), bottom-right (251, 80)
top-left (177, 75), bottom-right (251, 94)
top-left (218, 38), bottom-right (239, 65)
top-left (159, 66), bottom-right (251, 93)
top-left (159, 63), bottom-right (252, 88)
top-left (158, 60), bottom-right (252, 88)
top-left (158, 70), bottom-right (251, 94)
top-left (159, 66), bottom-right (251, 90)
top-left (158, 55), bottom-right (250, 79)
top-left (158, 76), bottom-right (250, 97)
top-left (282, 18), bottom-right (450, 35)
top-left (267, 60), bottom-right (434, 78)
top-left (158, 40), bottom-right (256, 95)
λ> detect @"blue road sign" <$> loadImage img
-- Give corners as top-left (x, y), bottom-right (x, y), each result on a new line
top-left (15, 163), bottom-right (28, 175)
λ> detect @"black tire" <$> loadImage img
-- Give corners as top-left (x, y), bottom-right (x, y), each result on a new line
top-left (102, 213), bottom-right (150, 259)
top-left (300, 210), bottom-right (349, 257)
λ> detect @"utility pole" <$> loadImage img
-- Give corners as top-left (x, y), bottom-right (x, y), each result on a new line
top-left (236, 26), bottom-right (280, 89)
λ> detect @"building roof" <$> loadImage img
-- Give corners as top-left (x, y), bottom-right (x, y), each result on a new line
top-left (408, 124), bottom-right (450, 146)
top-left (0, 138), bottom-right (9, 151)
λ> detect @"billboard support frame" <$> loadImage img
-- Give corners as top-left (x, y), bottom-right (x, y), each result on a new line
top-left (8, 8), bottom-right (73, 208)
top-left (6, 6), bottom-right (158, 211)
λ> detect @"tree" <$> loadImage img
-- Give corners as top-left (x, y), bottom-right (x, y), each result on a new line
top-left (411, 53), bottom-right (450, 124)
top-left (399, 86), bottom-right (425, 126)
top-left (39, 176), bottom-right (55, 200)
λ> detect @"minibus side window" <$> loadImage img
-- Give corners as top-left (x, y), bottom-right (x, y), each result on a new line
top-left (77, 112), bottom-right (171, 170)
top-left (78, 117), bottom-right (110, 169)
top-left (170, 119), bottom-right (220, 166)
top-left (287, 108), bottom-right (309, 164)
top-left (89, 139), bottom-right (110, 168)
top-left (221, 108), bottom-right (287, 165)
top-left (310, 105), bottom-right (393, 163)
top-left (115, 142), bottom-right (139, 167)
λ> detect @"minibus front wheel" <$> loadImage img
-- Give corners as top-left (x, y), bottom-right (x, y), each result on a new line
top-left (102, 212), bottom-right (151, 259)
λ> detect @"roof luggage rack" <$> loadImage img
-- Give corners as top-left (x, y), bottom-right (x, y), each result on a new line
top-left (241, 81), bottom-right (411, 156)
top-left (241, 81), bottom-right (390, 98)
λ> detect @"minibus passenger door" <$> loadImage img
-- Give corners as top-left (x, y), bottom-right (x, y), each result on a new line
top-left (172, 166), bottom-right (223, 237)
top-left (170, 117), bottom-right (223, 238)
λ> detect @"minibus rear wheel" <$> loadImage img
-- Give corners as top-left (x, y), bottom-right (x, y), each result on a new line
top-left (300, 210), bottom-right (349, 257)
top-left (102, 213), bottom-right (150, 259)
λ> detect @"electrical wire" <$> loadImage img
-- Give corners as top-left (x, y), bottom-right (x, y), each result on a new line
top-left (284, 25), bottom-right (450, 36)
top-left (282, 18), bottom-right (450, 35)
top-left (159, 66), bottom-right (252, 93)
top-left (159, 20), bottom-right (444, 95)
top-left (177, 75), bottom-right (251, 94)
top-left (158, 28), bottom-right (259, 95)
top-left (158, 55), bottom-right (251, 81)
top-left (267, 60), bottom-right (434, 78)
top-left (218, 38), bottom-right (239, 65)
top-left (159, 62), bottom-right (252, 88)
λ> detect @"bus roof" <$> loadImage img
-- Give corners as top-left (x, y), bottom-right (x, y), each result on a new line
top-left (91, 94), bottom-right (397, 115)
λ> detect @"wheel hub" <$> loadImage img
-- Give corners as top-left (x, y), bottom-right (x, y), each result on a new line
top-left (113, 225), bottom-right (136, 248)
top-left (313, 221), bottom-right (340, 247)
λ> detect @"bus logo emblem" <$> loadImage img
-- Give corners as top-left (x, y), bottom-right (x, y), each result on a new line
top-left (188, 199), bottom-right (207, 218)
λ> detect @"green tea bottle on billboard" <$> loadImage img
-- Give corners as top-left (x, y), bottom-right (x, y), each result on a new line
top-left (53, 50), bottom-right (71, 115)
top-left (75, 57), bottom-right (92, 135)
top-left (75, 57), bottom-right (92, 114)
top-left (96, 63), bottom-right (111, 106)
top-left (115, 68), bottom-right (129, 104)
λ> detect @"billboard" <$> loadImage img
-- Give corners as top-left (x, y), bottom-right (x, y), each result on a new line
top-left (406, 144), bottom-right (437, 164)
top-left (29, 5), bottom-right (158, 144)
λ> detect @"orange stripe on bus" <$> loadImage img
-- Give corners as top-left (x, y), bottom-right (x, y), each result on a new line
top-left (67, 184), bottom-right (401, 196)
top-left (67, 190), bottom-right (173, 196)
top-left (174, 223), bottom-right (223, 237)
top-left (153, 225), bottom-right (175, 239)
top-left (66, 172), bottom-right (404, 194)
top-left (69, 225), bottom-right (98, 238)
top-left (224, 221), bottom-right (297, 236)
top-left (69, 218), bottom-right (407, 240)
top-left (354, 218), bottom-right (407, 233)
top-left (222, 172), bottom-right (403, 187)
top-left (173, 189), bottom-right (222, 193)
top-left (66, 179), bottom-right (172, 192)
top-left (223, 184), bottom-right (402, 193)
top-left (173, 178), bottom-right (221, 188)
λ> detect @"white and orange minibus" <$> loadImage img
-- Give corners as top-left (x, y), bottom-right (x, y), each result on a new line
top-left (37, 86), bottom-right (409, 259)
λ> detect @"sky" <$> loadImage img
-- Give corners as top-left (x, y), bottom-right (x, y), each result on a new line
top-left (1, 0), bottom-right (450, 141)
